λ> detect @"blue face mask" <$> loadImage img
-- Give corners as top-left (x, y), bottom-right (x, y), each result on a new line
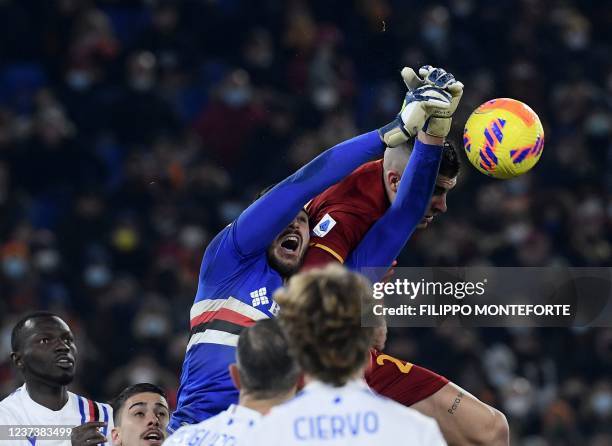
top-left (592, 392), bottom-right (612, 416)
top-left (83, 264), bottom-right (111, 288)
top-left (222, 88), bottom-right (251, 108)
top-left (66, 70), bottom-right (92, 91)
top-left (2, 257), bottom-right (27, 279)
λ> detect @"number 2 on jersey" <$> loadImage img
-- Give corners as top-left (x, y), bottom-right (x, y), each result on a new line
top-left (376, 354), bottom-right (414, 374)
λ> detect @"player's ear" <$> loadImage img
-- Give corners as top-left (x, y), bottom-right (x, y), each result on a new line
top-left (10, 352), bottom-right (24, 369)
top-left (229, 364), bottom-right (241, 390)
top-left (386, 170), bottom-right (400, 193)
top-left (111, 426), bottom-right (121, 445)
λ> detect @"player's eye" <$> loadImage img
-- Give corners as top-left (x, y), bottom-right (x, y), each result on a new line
top-left (39, 338), bottom-right (50, 344)
top-left (134, 411), bottom-right (144, 417)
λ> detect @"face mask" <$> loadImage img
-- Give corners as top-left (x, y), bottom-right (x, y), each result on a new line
top-left (422, 26), bottom-right (446, 46)
top-left (66, 70), bottom-right (92, 91)
top-left (222, 88), bottom-right (251, 108)
top-left (179, 226), bottom-right (206, 250)
top-left (34, 249), bottom-right (60, 273)
top-left (564, 30), bottom-right (588, 50)
top-left (84, 264), bottom-right (111, 288)
top-left (2, 256), bottom-right (27, 279)
top-left (129, 366), bottom-right (156, 384)
top-left (592, 392), bottom-right (612, 417)
top-left (129, 75), bottom-right (155, 92)
top-left (135, 314), bottom-right (169, 338)
top-left (505, 395), bottom-right (530, 418)
top-left (312, 86), bottom-right (338, 111)
top-left (585, 113), bottom-right (611, 137)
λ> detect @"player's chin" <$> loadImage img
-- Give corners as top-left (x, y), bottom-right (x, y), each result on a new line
top-left (270, 251), bottom-right (302, 276)
top-left (417, 220), bottom-right (428, 229)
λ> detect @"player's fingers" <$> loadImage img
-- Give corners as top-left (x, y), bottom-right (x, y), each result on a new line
top-left (84, 434), bottom-right (108, 446)
top-left (426, 98), bottom-right (451, 109)
top-left (401, 67), bottom-right (422, 90)
top-left (418, 65), bottom-right (433, 79)
top-left (447, 80), bottom-right (464, 95)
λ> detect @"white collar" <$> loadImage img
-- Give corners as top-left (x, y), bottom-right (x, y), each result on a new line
top-left (23, 384), bottom-right (72, 413)
top-left (226, 404), bottom-right (262, 420)
top-left (302, 378), bottom-right (369, 393)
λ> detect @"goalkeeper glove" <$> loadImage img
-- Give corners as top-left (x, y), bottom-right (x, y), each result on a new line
top-left (401, 65), bottom-right (464, 138)
top-left (378, 85), bottom-right (452, 147)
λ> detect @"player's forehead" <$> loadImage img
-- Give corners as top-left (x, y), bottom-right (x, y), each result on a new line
top-left (24, 316), bottom-right (72, 338)
top-left (124, 392), bottom-right (169, 412)
top-left (436, 175), bottom-right (457, 191)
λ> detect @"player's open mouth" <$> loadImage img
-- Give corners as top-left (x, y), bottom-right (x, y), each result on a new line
top-left (142, 429), bottom-right (163, 444)
top-left (280, 234), bottom-right (301, 254)
top-left (56, 356), bottom-right (74, 369)
top-left (424, 215), bottom-right (433, 223)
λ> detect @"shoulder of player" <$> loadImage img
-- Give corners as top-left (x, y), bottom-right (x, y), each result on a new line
top-left (0, 385), bottom-right (25, 407)
top-left (0, 388), bottom-right (24, 422)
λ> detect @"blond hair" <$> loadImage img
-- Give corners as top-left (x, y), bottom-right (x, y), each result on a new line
top-left (274, 264), bottom-right (375, 386)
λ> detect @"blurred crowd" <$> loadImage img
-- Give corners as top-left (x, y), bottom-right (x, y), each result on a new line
top-left (0, 0), bottom-right (611, 444)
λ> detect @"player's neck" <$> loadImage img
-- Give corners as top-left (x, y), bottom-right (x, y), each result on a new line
top-left (26, 380), bottom-right (69, 411)
top-left (239, 390), bottom-right (295, 415)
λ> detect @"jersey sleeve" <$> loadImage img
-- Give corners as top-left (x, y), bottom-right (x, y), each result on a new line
top-left (302, 211), bottom-right (370, 267)
top-left (365, 350), bottom-right (449, 407)
top-left (346, 140), bottom-right (442, 279)
top-left (233, 131), bottom-right (384, 256)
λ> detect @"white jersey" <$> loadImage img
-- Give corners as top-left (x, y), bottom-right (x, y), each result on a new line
top-left (0, 384), bottom-right (113, 446)
top-left (248, 380), bottom-right (446, 446)
top-left (163, 404), bottom-right (261, 446)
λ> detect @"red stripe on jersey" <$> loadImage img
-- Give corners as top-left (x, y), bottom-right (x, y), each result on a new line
top-left (190, 308), bottom-right (255, 329)
top-left (87, 399), bottom-right (95, 422)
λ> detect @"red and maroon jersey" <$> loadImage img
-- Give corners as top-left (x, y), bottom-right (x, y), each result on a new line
top-left (304, 160), bottom-right (390, 266)
top-left (365, 349), bottom-right (449, 407)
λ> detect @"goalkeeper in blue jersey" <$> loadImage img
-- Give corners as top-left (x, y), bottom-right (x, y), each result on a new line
top-left (169, 67), bottom-right (459, 432)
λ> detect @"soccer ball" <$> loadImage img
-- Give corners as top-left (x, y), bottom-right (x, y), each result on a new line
top-left (463, 98), bottom-right (544, 179)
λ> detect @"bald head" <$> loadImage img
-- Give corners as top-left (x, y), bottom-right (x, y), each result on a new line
top-left (383, 142), bottom-right (411, 176)
top-left (381, 139), bottom-right (460, 211)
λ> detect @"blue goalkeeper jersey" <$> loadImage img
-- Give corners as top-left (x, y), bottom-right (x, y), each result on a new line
top-left (169, 132), bottom-right (442, 431)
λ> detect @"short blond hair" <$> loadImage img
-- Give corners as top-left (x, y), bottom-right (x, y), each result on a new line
top-left (274, 264), bottom-right (375, 386)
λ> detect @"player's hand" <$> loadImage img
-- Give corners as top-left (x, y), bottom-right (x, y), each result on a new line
top-left (71, 422), bottom-right (108, 446)
top-left (379, 85), bottom-right (451, 147)
top-left (412, 65), bottom-right (464, 138)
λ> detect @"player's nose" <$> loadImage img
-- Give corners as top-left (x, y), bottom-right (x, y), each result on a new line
top-left (433, 195), bottom-right (447, 214)
top-left (146, 413), bottom-right (161, 426)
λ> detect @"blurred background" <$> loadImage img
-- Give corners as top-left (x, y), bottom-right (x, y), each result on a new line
top-left (0, 0), bottom-right (611, 444)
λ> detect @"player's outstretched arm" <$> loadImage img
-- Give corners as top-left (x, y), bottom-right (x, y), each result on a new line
top-left (345, 131), bottom-right (443, 277)
top-left (233, 131), bottom-right (385, 256)
top-left (411, 382), bottom-right (509, 446)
